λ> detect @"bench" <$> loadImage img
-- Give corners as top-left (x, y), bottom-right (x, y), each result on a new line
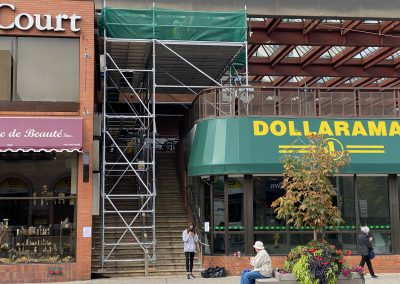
top-left (255, 278), bottom-right (279, 283)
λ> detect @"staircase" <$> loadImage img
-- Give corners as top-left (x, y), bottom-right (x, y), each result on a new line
top-left (92, 151), bottom-right (201, 277)
top-left (153, 152), bottom-right (202, 276)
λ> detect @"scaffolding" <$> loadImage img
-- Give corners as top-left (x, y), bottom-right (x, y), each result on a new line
top-left (99, 2), bottom-right (247, 275)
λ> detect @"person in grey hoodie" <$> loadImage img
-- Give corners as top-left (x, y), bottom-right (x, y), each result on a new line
top-left (182, 222), bottom-right (199, 279)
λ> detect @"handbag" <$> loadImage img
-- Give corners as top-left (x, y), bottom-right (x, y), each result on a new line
top-left (368, 249), bottom-right (375, 260)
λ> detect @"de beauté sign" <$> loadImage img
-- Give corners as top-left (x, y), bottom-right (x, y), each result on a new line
top-left (0, 3), bottom-right (81, 32)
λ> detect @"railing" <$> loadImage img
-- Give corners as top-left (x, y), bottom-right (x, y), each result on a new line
top-left (180, 86), bottom-right (400, 137)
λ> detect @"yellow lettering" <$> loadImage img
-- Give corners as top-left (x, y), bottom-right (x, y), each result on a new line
top-left (318, 121), bottom-right (334, 136)
top-left (253, 121), bottom-right (268, 136)
top-left (288, 121), bottom-right (302, 136)
top-left (334, 121), bottom-right (350, 136)
top-left (270, 120), bottom-right (287, 136)
top-left (389, 121), bottom-right (400, 136)
top-left (368, 121), bottom-right (387, 136)
top-left (352, 121), bottom-right (368, 136)
top-left (303, 121), bottom-right (316, 136)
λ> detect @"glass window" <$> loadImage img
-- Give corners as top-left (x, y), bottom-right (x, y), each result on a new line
top-left (325, 233), bottom-right (357, 253)
top-left (228, 233), bottom-right (244, 254)
top-left (370, 232), bottom-right (391, 253)
top-left (288, 233), bottom-right (313, 249)
top-left (16, 37), bottom-right (79, 102)
top-left (331, 176), bottom-right (356, 227)
top-left (212, 176), bottom-right (225, 254)
top-left (255, 233), bottom-right (288, 255)
top-left (0, 152), bottom-right (77, 263)
top-left (356, 176), bottom-right (390, 226)
top-left (356, 176), bottom-right (391, 254)
top-left (253, 176), bottom-right (285, 228)
top-left (228, 177), bottom-right (243, 231)
top-left (0, 37), bottom-right (15, 101)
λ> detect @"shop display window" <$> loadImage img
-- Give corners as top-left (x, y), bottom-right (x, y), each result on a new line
top-left (0, 37), bottom-right (79, 102)
top-left (0, 152), bottom-right (77, 264)
top-left (253, 176), bottom-right (285, 228)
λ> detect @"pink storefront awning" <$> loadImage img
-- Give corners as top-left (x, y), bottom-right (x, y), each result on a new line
top-left (0, 117), bottom-right (83, 152)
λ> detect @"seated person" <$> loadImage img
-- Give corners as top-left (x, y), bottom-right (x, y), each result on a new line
top-left (240, 241), bottom-right (272, 284)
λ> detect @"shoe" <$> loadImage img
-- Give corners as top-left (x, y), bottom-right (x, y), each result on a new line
top-left (371, 275), bottom-right (378, 279)
top-left (190, 273), bottom-right (196, 278)
top-left (187, 273), bottom-right (190, 279)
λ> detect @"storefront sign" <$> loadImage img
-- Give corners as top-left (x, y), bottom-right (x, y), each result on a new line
top-left (0, 117), bottom-right (83, 152)
top-left (188, 117), bottom-right (400, 175)
top-left (0, 3), bottom-right (81, 32)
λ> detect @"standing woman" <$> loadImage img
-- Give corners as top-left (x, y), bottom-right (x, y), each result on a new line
top-left (357, 226), bottom-right (378, 278)
top-left (182, 222), bottom-right (199, 279)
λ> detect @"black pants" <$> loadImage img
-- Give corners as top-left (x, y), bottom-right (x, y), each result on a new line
top-left (360, 255), bottom-right (375, 276)
top-left (185, 252), bottom-right (195, 273)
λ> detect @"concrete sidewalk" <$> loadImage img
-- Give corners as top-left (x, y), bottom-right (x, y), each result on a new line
top-left (34, 274), bottom-right (400, 284)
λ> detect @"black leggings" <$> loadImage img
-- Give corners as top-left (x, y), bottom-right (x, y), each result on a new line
top-left (360, 255), bottom-right (375, 276)
top-left (185, 252), bottom-right (195, 273)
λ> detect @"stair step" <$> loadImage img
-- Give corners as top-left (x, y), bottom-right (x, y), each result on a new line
top-left (92, 152), bottom-right (191, 277)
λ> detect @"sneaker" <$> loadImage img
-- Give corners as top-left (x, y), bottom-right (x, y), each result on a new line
top-left (190, 273), bottom-right (196, 278)
top-left (187, 273), bottom-right (190, 279)
top-left (371, 275), bottom-right (379, 279)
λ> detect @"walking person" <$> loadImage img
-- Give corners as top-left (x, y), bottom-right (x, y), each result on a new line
top-left (182, 222), bottom-right (199, 279)
top-left (240, 241), bottom-right (272, 284)
top-left (357, 226), bottom-right (378, 278)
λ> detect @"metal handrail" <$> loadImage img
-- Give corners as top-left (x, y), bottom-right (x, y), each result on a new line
top-left (180, 86), bottom-right (400, 138)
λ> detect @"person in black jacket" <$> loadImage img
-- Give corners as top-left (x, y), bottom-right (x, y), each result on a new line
top-left (357, 226), bottom-right (378, 278)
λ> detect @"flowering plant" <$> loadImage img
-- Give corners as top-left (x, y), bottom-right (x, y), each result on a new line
top-left (341, 266), bottom-right (364, 278)
top-left (284, 240), bottom-right (354, 284)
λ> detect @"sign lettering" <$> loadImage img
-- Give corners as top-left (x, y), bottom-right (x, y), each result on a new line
top-left (0, 3), bottom-right (81, 32)
top-left (253, 119), bottom-right (400, 137)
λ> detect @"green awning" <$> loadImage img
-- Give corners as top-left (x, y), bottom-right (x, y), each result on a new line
top-left (188, 117), bottom-right (400, 176)
top-left (99, 7), bottom-right (247, 42)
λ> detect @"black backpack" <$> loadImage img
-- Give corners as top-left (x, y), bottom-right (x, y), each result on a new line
top-left (201, 266), bottom-right (226, 278)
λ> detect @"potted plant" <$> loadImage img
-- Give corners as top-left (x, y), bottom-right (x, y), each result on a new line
top-left (276, 240), bottom-right (364, 284)
top-left (269, 135), bottom-right (364, 283)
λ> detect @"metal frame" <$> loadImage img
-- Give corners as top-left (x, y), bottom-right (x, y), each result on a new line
top-left (100, 0), bottom-right (247, 275)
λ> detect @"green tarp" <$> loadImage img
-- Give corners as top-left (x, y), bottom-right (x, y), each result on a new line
top-left (99, 7), bottom-right (247, 42)
top-left (188, 117), bottom-right (400, 176)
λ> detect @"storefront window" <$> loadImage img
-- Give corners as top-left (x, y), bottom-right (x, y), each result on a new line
top-left (325, 233), bottom-right (357, 252)
top-left (331, 176), bottom-right (355, 227)
top-left (289, 233), bottom-right (313, 249)
top-left (212, 176), bottom-right (225, 254)
top-left (255, 233), bottom-right (288, 255)
top-left (253, 176), bottom-right (285, 228)
top-left (0, 152), bottom-right (77, 264)
top-left (356, 176), bottom-right (390, 226)
top-left (228, 177), bottom-right (243, 231)
top-left (356, 176), bottom-right (391, 253)
top-left (228, 233), bottom-right (244, 254)
top-left (0, 37), bottom-right (79, 102)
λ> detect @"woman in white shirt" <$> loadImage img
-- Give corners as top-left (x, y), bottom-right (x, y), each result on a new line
top-left (240, 241), bottom-right (272, 284)
top-left (182, 222), bottom-right (199, 279)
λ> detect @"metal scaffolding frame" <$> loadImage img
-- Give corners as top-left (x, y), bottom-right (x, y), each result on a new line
top-left (100, 1), bottom-right (247, 275)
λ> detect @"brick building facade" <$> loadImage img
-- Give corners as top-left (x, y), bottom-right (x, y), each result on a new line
top-left (0, 1), bottom-right (94, 282)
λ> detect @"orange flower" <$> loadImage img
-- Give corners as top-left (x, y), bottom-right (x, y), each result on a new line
top-left (336, 249), bottom-right (342, 254)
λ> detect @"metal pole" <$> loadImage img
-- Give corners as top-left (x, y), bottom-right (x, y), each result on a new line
top-left (152, 38), bottom-right (157, 263)
top-left (244, 5), bottom-right (249, 115)
top-left (101, 0), bottom-right (107, 268)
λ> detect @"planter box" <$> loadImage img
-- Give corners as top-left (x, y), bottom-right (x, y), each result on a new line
top-left (264, 270), bottom-right (365, 284)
